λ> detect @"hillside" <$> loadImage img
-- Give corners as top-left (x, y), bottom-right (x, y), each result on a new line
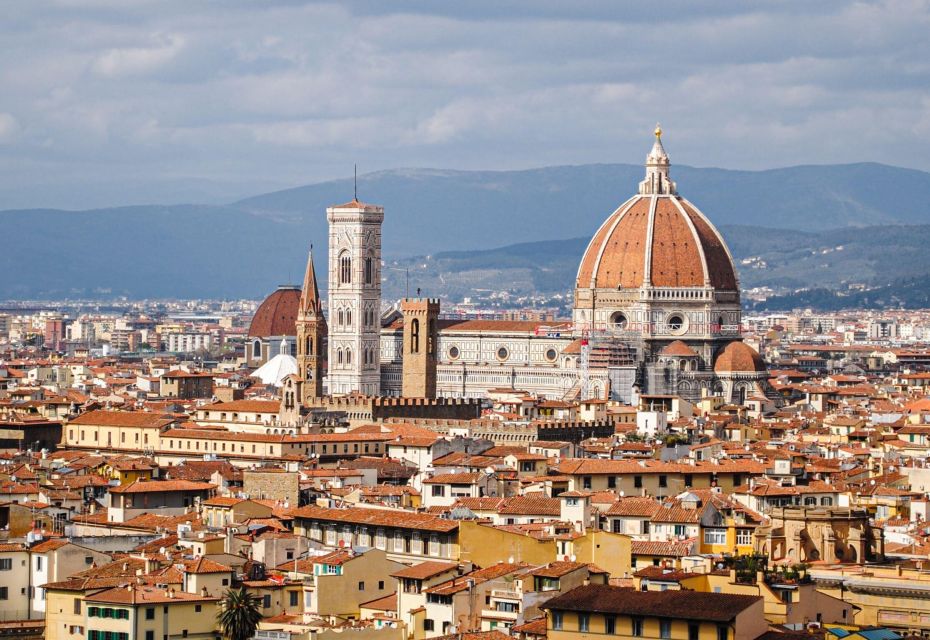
top-left (390, 224), bottom-right (930, 306)
top-left (3, 162), bottom-right (930, 299)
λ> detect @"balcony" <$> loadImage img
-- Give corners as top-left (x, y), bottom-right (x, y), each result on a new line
top-left (482, 608), bottom-right (519, 621)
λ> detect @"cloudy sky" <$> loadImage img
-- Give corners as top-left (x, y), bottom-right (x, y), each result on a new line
top-left (2, 0), bottom-right (930, 209)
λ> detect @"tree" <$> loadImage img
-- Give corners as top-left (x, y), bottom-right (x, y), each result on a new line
top-left (217, 587), bottom-right (263, 640)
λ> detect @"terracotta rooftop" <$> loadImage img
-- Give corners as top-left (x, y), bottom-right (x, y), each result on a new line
top-left (109, 479), bottom-right (215, 494)
top-left (391, 561), bottom-right (460, 580)
top-left (541, 584), bottom-right (760, 622)
top-left (289, 505), bottom-right (458, 533)
top-left (69, 409), bottom-right (177, 429)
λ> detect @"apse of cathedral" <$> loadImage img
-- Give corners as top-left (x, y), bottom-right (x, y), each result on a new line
top-left (251, 128), bottom-right (772, 405)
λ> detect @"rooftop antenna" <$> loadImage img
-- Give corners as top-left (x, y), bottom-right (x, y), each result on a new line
top-left (354, 163), bottom-right (358, 201)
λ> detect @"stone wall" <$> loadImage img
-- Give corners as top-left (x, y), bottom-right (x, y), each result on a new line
top-left (243, 469), bottom-right (299, 504)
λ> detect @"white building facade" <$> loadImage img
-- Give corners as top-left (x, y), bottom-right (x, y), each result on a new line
top-left (327, 199), bottom-right (384, 396)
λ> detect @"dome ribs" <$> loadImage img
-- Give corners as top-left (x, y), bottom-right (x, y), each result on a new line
top-left (649, 198), bottom-right (703, 288)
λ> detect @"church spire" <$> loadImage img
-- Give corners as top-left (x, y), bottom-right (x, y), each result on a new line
top-left (296, 245), bottom-right (327, 402)
top-left (638, 123), bottom-right (677, 196)
top-left (299, 247), bottom-right (323, 316)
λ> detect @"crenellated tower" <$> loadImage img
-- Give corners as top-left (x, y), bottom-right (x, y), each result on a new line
top-left (401, 297), bottom-right (440, 399)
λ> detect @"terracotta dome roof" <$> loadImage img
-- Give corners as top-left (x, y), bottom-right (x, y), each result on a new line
top-left (660, 340), bottom-right (698, 357)
top-left (714, 341), bottom-right (766, 374)
top-left (248, 286), bottom-right (301, 338)
top-left (576, 132), bottom-right (737, 292)
top-left (576, 196), bottom-right (737, 291)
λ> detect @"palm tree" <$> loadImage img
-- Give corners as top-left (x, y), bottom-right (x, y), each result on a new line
top-left (217, 587), bottom-right (263, 640)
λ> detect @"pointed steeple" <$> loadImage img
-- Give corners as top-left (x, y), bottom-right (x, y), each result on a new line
top-left (299, 247), bottom-right (323, 317)
top-left (638, 123), bottom-right (677, 196)
top-left (296, 245), bottom-right (327, 402)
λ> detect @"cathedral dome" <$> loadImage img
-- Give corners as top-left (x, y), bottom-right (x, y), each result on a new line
top-left (713, 341), bottom-right (766, 374)
top-left (576, 129), bottom-right (738, 292)
top-left (248, 285), bottom-right (301, 338)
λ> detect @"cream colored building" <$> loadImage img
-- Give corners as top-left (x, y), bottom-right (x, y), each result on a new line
top-left (0, 542), bottom-right (30, 620)
top-left (83, 585), bottom-right (218, 640)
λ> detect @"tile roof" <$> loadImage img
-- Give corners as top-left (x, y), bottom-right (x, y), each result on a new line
top-left (630, 539), bottom-right (696, 557)
top-left (109, 479), bottom-right (215, 494)
top-left (540, 584), bottom-right (760, 622)
top-left (552, 458), bottom-right (765, 475)
top-left (391, 561), bottom-right (460, 580)
top-left (423, 472), bottom-right (482, 485)
top-left (201, 400), bottom-right (281, 413)
top-left (605, 497), bottom-right (662, 517)
top-left (426, 562), bottom-right (529, 596)
top-left (85, 584), bottom-right (219, 605)
top-left (68, 410), bottom-right (177, 428)
top-left (359, 591), bottom-right (397, 611)
top-left (498, 496), bottom-right (561, 516)
top-left (179, 557), bottom-right (232, 574)
top-left (289, 504), bottom-right (458, 533)
top-left (525, 561), bottom-right (593, 578)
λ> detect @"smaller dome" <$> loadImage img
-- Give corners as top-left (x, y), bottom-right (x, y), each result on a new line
top-left (248, 286), bottom-right (301, 338)
top-left (660, 340), bottom-right (698, 357)
top-left (252, 352), bottom-right (298, 387)
top-left (714, 342), bottom-right (766, 374)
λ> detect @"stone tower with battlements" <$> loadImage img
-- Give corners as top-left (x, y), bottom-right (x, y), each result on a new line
top-left (401, 298), bottom-right (440, 399)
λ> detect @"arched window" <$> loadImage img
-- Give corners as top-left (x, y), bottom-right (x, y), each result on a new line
top-left (346, 310), bottom-right (352, 326)
top-left (364, 256), bottom-right (373, 285)
top-left (337, 349), bottom-right (343, 365)
top-left (346, 348), bottom-right (352, 365)
top-left (410, 318), bottom-right (420, 354)
top-left (306, 336), bottom-right (313, 355)
top-left (340, 252), bottom-right (352, 284)
top-left (252, 340), bottom-right (262, 358)
top-left (338, 309), bottom-right (344, 326)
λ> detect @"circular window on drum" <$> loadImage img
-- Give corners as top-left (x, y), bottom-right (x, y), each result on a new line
top-left (448, 346), bottom-right (460, 360)
top-left (497, 346), bottom-right (509, 361)
top-left (545, 348), bottom-right (558, 362)
top-left (666, 313), bottom-right (687, 335)
top-left (609, 312), bottom-right (629, 330)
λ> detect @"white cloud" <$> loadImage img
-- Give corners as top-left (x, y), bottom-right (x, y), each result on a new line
top-left (91, 33), bottom-right (185, 78)
top-left (0, 113), bottom-right (18, 142)
top-left (1, 0), bottom-right (930, 208)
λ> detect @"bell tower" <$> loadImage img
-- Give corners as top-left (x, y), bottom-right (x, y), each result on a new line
top-left (401, 298), bottom-right (440, 399)
top-left (327, 198), bottom-right (383, 396)
top-left (296, 247), bottom-right (327, 402)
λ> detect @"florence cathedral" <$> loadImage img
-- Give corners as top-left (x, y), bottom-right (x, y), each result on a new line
top-left (246, 128), bottom-right (772, 405)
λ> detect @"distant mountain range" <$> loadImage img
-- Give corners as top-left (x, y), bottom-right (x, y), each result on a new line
top-left (3, 162), bottom-right (930, 303)
top-left (388, 224), bottom-right (930, 308)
